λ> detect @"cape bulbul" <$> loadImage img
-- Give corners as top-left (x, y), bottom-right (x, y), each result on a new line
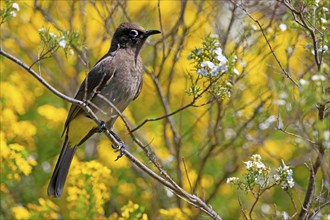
top-left (47, 23), bottom-right (160, 197)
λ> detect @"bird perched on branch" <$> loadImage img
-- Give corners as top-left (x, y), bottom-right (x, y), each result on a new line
top-left (48, 22), bottom-right (160, 197)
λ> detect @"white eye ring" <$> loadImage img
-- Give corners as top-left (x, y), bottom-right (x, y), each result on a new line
top-left (129, 29), bottom-right (139, 38)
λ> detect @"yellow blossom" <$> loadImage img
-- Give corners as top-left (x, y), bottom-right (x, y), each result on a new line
top-left (118, 182), bottom-right (135, 196)
top-left (25, 198), bottom-right (59, 219)
top-left (66, 160), bottom-right (111, 219)
top-left (11, 206), bottom-right (30, 219)
top-left (118, 200), bottom-right (147, 220)
top-left (9, 144), bottom-right (35, 176)
top-left (1, 82), bottom-right (26, 115)
top-left (1, 142), bottom-right (37, 183)
top-left (37, 104), bottom-right (67, 126)
top-left (0, 184), bottom-right (9, 193)
top-left (159, 207), bottom-right (192, 220)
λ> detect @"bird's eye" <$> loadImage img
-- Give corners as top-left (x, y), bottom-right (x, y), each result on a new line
top-left (129, 29), bottom-right (139, 38)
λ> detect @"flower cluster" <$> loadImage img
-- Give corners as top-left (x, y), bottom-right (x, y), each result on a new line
top-left (226, 177), bottom-right (240, 184)
top-left (243, 154), bottom-right (270, 188)
top-left (187, 35), bottom-right (239, 100)
top-left (188, 36), bottom-right (228, 77)
top-left (66, 160), bottom-right (111, 219)
top-left (1, 136), bottom-right (37, 182)
top-left (11, 198), bottom-right (59, 219)
top-left (109, 200), bottom-right (148, 220)
top-left (10, 2), bottom-right (19, 17)
top-left (0, 1), bottom-right (20, 23)
top-left (274, 160), bottom-right (295, 189)
top-left (38, 28), bottom-right (83, 56)
top-left (159, 207), bottom-right (193, 220)
top-left (227, 154), bottom-right (295, 192)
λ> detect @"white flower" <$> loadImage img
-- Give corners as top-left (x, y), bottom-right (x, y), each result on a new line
top-left (214, 48), bottom-right (223, 56)
top-left (287, 176), bottom-right (295, 188)
top-left (324, 130), bottom-right (330, 142)
top-left (59, 39), bottom-right (66, 48)
top-left (256, 161), bottom-right (266, 170)
top-left (10, 11), bottom-right (16, 17)
top-left (210, 66), bottom-right (221, 76)
top-left (282, 211), bottom-right (289, 220)
top-left (273, 99), bottom-right (286, 106)
top-left (279, 23), bottom-right (287, 31)
top-left (318, 45), bottom-right (328, 53)
top-left (12, 3), bottom-right (19, 11)
top-left (244, 161), bottom-right (253, 170)
top-left (49, 32), bottom-right (57, 38)
top-left (38, 28), bottom-right (46, 32)
top-left (216, 54), bottom-right (228, 65)
top-left (68, 49), bottom-right (75, 56)
top-left (261, 204), bottom-right (271, 214)
top-left (277, 161), bottom-right (295, 189)
top-left (210, 34), bottom-right (219, 38)
top-left (311, 74), bottom-right (326, 81)
top-left (259, 122), bottom-right (270, 130)
top-left (233, 68), bottom-right (240, 75)
top-left (320, 17), bottom-right (327, 23)
top-left (251, 154), bottom-right (261, 161)
top-left (279, 92), bottom-right (288, 99)
top-left (240, 60), bottom-right (247, 67)
top-left (214, 47), bottom-right (228, 65)
top-left (196, 68), bottom-right (208, 76)
top-left (274, 174), bottom-right (280, 181)
top-left (226, 177), bottom-right (239, 184)
top-left (225, 128), bottom-right (236, 139)
top-left (323, 7), bottom-right (329, 12)
top-left (299, 79), bottom-right (309, 85)
top-left (201, 61), bottom-right (215, 69)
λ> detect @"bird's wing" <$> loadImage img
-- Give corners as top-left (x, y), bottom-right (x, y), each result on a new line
top-left (63, 53), bottom-right (116, 133)
top-left (133, 79), bottom-right (143, 100)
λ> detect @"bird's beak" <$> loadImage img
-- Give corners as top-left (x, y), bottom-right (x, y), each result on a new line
top-left (143, 30), bottom-right (161, 38)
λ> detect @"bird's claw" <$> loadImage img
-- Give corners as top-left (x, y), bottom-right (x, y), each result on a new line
top-left (114, 144), bottom-right (125, 161)
top-left (110, 131), bottom-right (125, 161)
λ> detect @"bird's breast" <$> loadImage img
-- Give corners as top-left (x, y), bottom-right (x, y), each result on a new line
top-left (91, 53), bottom-right (143, 122)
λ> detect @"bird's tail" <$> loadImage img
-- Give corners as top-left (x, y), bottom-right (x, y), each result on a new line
top-left (48, 136), bottom-right (77, 198)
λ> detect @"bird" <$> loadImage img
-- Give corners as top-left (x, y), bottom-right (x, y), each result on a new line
top-left (47, 22), bottom-right (161, 198)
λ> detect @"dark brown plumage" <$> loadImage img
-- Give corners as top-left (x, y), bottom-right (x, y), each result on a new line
top-left (47, 23), bottom-right (160, 197)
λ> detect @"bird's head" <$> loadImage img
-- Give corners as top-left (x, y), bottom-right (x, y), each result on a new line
top-left (110, 22), bottom-right (161, 53)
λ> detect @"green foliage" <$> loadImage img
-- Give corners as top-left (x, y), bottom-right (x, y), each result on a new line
top-left (0, 0), bottom-right (20, 25)
top-left (38, 28), bottom-right (84, 56)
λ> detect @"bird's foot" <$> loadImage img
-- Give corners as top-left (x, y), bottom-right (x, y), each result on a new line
top-left (109, 131), bottom-right (126, 161)
top-left (96, 120), bottom-right (107, 133)
top-left (114, 144), bottom-right (125, 161)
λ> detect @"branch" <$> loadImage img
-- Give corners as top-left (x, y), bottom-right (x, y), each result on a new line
top-left (280, 0), bottom-right (324, 71)
top-left (298, 103), bottom-right (327, 219)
